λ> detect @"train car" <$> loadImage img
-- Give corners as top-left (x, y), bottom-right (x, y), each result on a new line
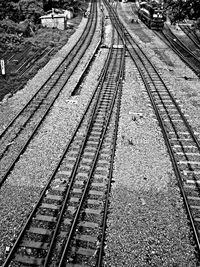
top-left (137, 1), bottom-right (164, 30)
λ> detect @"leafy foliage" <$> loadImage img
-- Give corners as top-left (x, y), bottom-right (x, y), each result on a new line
top-left (0, 0), bottom-right (44, 22)
top-left (0, 0), bottom-right (87, 53)
top-left (164, 0), bottom-right (200, 25)
top-left (18, 0), bottom-right (44, 23)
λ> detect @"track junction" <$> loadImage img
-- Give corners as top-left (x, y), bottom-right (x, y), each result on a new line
top-left (1, 0), bottom-right (200, 266)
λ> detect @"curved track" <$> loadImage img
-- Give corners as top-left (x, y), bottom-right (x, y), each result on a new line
top-left (156, 26), bottom-right (200, 77)
top-left (179, 24), bottom-right (200, 47)
top-left (0, 1), bottom-right (99, 188)
top-left (163, 25), bottom-right (200, 54)
top-left (3, 25), bottom-right (125, 267)
top-left (104, 0), bottom-right (200, 258)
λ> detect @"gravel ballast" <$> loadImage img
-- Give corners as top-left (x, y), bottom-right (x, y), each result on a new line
top-left (0, 13), bottom-right (88, 133)
top-left (0, 5), bottom-right (109, 263)
top-left (118, 3), bottom-right (200, 137)
top-left (104, 57), bottom-right (197, 266)
top-left (1, 1), bottom-right (200, 266)
top-left (103, 3), bottom-right (199, 266)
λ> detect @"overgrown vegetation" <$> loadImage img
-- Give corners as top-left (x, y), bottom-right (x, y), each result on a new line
top-left (0, 0), bottom-right (87, 53)
top-left (0, 0), bottom-right (43, 53)
top-left (0, 0), bottom-right (44, 22)
top-left (0, 0), bottom-right (88, 100)
top-left (164, 0), bottom-right (200, 27)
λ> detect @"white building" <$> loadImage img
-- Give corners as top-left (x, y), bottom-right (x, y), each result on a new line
top-left (40, 9), bottom-right (74, 30)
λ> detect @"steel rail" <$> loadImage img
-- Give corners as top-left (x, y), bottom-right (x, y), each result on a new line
top-left (26, 47), bottom-right (55, 76)
top-left (3, 31), bottom-right (123, 267)
top-left (156, 27), bottom-right (200, 77)
top-left (97, 35), bottom-right (125, 267)
top-left (104, 0), bottom-right (200, 255)
top-left (154, 29), bottom-right (198, 70)
top-left (0, 14), bottom-right (97, 163)
top-left (179, 24), bottom-right (200, 50)
top-left (44, 32), bottom-right (114, 267)
top-left (105, 6), bottom-right (200, 152)
top-left (0, 3), bottom-right (94, 141)
top-left (124, 36), bottom-right (200, 152)
top-left (2, 17), bottom-right (113, 267)
top-left (58, 38), bottom-right (125, 267)
top-left (163, 25), bottom-right (200, 57)
top-left (0, 2), bottom-right (98, 188)
top-left (17, 47), bottom-right (50, 76)
top-left (2, 5), bottom-right (100, 266)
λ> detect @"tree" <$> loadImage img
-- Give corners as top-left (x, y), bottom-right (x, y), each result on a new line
top-left (0, 0), bottom-right (43, 22)
top-left (164, 0), bottom-right (200, 24)
top-left (18, 0), bottom-right (43, 22)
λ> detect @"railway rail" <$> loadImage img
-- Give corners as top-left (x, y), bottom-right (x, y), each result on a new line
top-left (104, 0), bottom-right (200, 258)
top-left (3, 23), bottom-right (125, 267)
top-left (155, 26), bottom-right (200, 77)
top-left (16, 47), bottom-right (54, 77)
top-left (0, 45), bottom-right (54, 77)
top-left (163, 25), bottom-right (200, 57)
top-left (0, 1), bottom-right (99, 188)
top-left (179, 24), bottom-right (200, 48)
top-left (130, 2), bottom-right (200, 76)
top-left (164, 25), bottom-right (200, 55)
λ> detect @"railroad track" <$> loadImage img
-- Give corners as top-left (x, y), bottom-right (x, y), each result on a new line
top-left (179, 24), bottom-right (200, 47)
top-left (3, 44), bottom-right (32, 75)
top-left (0, 41), bottom-right (54, 78)
top-left (163, 24), bottom-right (200, 58)
top-left (3, 25), bottom-right (125, 267)
top-left (104, 0), bottom-right (200, 258)
top-left (16, 47), bottom-right (54, 77)
top-left (0, 1), bottom-right (99, 188)
top-left (163, 24), bottom-right (200, 57)
top-left (155, 26), bottom-right (200, 77)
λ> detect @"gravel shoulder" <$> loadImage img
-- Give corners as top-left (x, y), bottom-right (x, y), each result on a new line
top-left (104, 58), bottom-right (197, 266)
top-left (0, 13), bottom-right (88, 133)
top-left (118, 3), bottom-right (200, 136)
top-left (103, 3), bottom-right (198, 266)
top-left (1, 2), bottom-right (200, 266)
top-left (0, 4), bottom-right (108, 263)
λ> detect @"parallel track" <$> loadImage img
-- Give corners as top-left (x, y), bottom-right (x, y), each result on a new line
top-left (16, 47), bottom-right (54, 77)
top-left (3, 26), bottom-right (125, 267)
top-left (162, 25), bottom-right (200, 54)
top-left (0, 1), bottom-right (98, 188)
top-left (104, 0), bottom-right (200, 258)
top-left (156, 26), bottom-right (200, 77)
top-left (0, 45), bottom-right (54, 78)
top-left (179, 24), bottom-right (200, 48)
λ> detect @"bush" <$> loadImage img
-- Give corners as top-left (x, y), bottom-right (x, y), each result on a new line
top-left (0, 19), bottom-right (23, 34)
top-left (18, 0), bottom-right (44, 23)
top-left (0, 33), bottom-right (23, 50)
top-left (195, 18), bottom-right (200, 30)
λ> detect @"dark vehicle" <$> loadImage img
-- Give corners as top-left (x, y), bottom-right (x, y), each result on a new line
top-left (138, 1), bottom-right (164, 30)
